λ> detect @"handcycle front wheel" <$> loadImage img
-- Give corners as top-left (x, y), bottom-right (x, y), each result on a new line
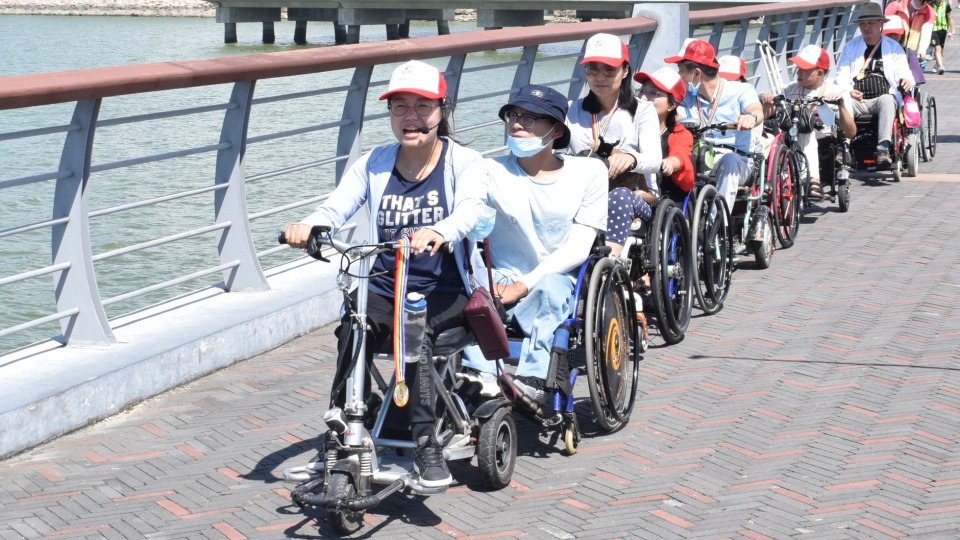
top-left (584, 257), bottom-right (639, 432)
top-left (770, 143), bottom-right (801, 249)
top-left (327, 468), bottom-right (364, 535)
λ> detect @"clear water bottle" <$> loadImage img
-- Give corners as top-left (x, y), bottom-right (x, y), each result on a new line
top-left (403, 292), bottom-right (427, 363)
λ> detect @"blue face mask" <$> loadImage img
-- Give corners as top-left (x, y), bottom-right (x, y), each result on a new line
top-left (506, 130), bottom-right (555, 157)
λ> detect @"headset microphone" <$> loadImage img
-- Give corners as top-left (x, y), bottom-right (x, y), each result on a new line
top-left (418, 121), bottom-right (442, 134)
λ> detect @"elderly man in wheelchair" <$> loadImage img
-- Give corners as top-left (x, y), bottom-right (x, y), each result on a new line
top-left (833, 2), bottom-right (915, 172)
top-left (462, 85), bottom-right (642, 453)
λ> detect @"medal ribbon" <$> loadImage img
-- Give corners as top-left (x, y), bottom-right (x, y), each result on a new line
top-left (696, 78), bottom-right (724, 128)
top-left (392, 236), bottom-right (410, 407)
top-left (590, 101), bottom-right (619, 151)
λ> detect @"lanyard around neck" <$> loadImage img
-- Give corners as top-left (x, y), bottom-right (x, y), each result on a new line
top-left (591, 100), bottom-right (619, 149)
top-left (696, 78), bottom-right (724, 126)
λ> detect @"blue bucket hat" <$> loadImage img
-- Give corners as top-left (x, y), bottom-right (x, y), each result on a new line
top-left (498, 84), bottom-right (571, 150)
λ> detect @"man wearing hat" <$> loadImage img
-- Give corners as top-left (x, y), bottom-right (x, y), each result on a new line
top-left (667, 39), bottom-right (765, 212)
top-left (465, 84), bottom-right (607, 404)
top-left (832, 1), bottom-right (914, 168)
top-left (761, 45), bottom-right (856, 198)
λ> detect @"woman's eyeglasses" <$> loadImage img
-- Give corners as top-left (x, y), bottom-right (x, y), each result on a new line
top-left (584, 63), bottom-right (622, 77)
top-left (388, 102), bottom-right (438, 117)
top-left (503, 110), bottom-right (546, 129)
top-left (638, 86), bottom-right (668, 100)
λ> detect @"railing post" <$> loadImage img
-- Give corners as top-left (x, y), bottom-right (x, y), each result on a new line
top-left (335, 66), bottom-right (373, 181)
top-left (632, 3), bottom-right (689, 73)
top-left (731, 18), bottom-right (750, 56)
top-left (444, 55), bottom-right (467, 134)
top-left (52, 98), bottom-right (115, 346)
top-left (214, 80), bottom-right (268, 292)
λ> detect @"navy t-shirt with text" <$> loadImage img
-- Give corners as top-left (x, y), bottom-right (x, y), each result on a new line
top-left (369, 139), bottom-right (463, 298)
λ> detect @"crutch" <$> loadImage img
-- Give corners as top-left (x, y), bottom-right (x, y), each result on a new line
top-left (757, 39), bottom-right (785, 96)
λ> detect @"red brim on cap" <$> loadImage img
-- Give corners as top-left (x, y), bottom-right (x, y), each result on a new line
top-left (580, 56), bottom-right (624, 67)
top-left (788, 57), bottom-right (816, 70)
top-left (379, 87), bottom-right (445, 101)
top-left (663, 55), bottom-right (683, 64)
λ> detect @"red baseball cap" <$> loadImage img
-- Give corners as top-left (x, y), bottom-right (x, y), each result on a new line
top-left (379, 60), bottom-right (448, 100)
top-left (634, 67), bottom-right (687, 103)
top-left (717, 55), bottom-right (746, 81)
top-left (581, 33), bottom-right (629, 67)
top-left (664, 38), bottom-right (719, 68)
top-left (788, 45), bottom-right (831, 71)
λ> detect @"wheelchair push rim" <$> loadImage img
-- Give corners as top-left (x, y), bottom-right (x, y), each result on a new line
top-left (584, 257), bottom-right (640, 432)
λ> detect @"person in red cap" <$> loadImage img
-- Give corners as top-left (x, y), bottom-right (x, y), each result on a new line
top-left (885, 0), bottom-right (936, 60)
top-left (283, 60), bottom-right (491, 490)
top-left (633, 67), bottom-right (694, 205)
top-left (833, 1), bottom-right (914, 169)
top-left (760, 45), bottom-right (856, 198)
top-left (883, 16), bottom-right (928, 84)
top-left (666, 39), bottom-right (764, 212)
top-left (565, 33), bottom-right (662, 257)
top-left (717, 55), bottom-right (748, 82)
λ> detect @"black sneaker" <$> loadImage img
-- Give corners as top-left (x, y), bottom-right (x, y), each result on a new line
top-left (512, 375), bottom-right (546, 405)
top-left (413, 436), bottom-right (451, 488)
top-left (876, 145), bottom-right (892, 169)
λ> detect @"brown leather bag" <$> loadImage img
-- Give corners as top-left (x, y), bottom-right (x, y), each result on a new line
top-left (462, 239), bottom-right (510, 360)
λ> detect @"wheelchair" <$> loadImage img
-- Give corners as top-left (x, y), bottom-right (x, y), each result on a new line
top-left (278, 227), bottom-right (518, 536)
top-left (496, 232), bottom-right (653, 455)
top-left (849, 93), bottom-right (918, 182)
top-left (917, 88), bottom-right (937, 163)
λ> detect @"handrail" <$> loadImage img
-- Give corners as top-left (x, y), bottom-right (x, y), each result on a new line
top-left (0, 17), bottom-right (658, 110)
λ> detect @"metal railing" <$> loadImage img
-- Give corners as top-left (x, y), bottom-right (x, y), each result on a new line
top-left (0, 0), bottom-right (861, 356)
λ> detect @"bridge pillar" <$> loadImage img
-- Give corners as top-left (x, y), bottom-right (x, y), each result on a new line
top-left (400, 9), bottom-right (454, 38)
top-left (630, 3), bottom-right (690, 73)
top-left (576, 10), bottom-right (629, 21)
top-left (215, 7), bottom-right (282, 44)
top-left (262, 21), bottom-right (275, 44)
top-left (337, 8), bottom-right (405, 44)
top-left (288, 8), bottom-right (340, 45)
top-left (477, 10), bottom-right (545, 29)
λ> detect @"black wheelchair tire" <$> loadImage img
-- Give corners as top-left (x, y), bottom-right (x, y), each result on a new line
top-left (584, 257), bottom-right (639, 432)
top-left (650, 202), bottom-right (693, 345)
top-left (477, 406), bottom-right (517, 487)
top-left (771, 144), bottom-right (801, 248)
top-left (926, 95), bottom-right (937, 159)
top-left (753, 213), bottom-right (775, 270)
top-left (838, 182), bottom-right (850, 213)
top-left (693, 190), bottom-right (734, 314)
top-left (905, 132), bottom-right (919, 178)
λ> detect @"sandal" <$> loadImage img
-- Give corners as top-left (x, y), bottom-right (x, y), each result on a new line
top-left (809, 182), bottom-right (823, 200)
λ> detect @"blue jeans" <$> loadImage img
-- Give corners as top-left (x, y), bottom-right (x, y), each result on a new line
top-left (462, 271), bottom-right (576, 380)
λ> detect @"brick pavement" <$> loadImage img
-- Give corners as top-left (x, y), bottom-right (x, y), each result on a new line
top-left (2, 51), bottom-right (960, 540)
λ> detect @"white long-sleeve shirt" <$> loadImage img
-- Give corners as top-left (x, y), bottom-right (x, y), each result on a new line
top-left (832, 35), bottom-right (915, 102)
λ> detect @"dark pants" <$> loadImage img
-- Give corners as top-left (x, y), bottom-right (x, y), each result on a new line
top-left (335, 289), bottom-right (468, 442)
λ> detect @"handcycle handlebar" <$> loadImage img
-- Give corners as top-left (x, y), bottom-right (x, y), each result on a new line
top-left (278, 225), bottom-right (447, 262)
top-left (679, 119), bottom-right (739, 137)
top-left (773, 94), bottom-right (842, 107)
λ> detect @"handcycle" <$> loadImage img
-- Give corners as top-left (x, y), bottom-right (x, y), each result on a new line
top-left (278, 225), bottom-right (517, 535)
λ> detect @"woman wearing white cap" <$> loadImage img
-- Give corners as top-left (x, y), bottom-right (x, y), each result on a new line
top-left (282, 60), bottom-right (490, 489)
top-left (565, 33), bottom-right (662, 255)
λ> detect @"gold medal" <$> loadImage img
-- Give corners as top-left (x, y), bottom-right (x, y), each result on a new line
top-left (393, 381), bottom-right (409, 407)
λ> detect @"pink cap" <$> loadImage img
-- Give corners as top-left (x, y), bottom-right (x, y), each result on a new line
top-left (634, 66), bottom-right (687, 103)
top-left (664, 38), bottom-right (719, 68)
top-left (789, 45), bottom-right (831, 71)
top-left (717, 55), bottom-right (746, 81)
top-left (581, 33), bottom-right (629, 67)
top-left (379, 60), bottom-right (447, 101)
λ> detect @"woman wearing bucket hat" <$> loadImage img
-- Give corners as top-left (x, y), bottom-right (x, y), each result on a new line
top-left (832, 1), bottom-right (915, 168)
top-left (461, 84), bottom-right (607, 406)
top-left (283, 60), bottom-right (490, 489)
top-left (565, 33), bottom-right (663, 248)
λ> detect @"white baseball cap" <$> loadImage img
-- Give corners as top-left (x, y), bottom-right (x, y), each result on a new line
top-left (581, 33), bottom-right (629, 67)
top-left (379, 60), bottom-right (447, 101)
top-left (717, 55), bottom-right (746, 81)
top-left (789, 45), bottom-right (832, 70)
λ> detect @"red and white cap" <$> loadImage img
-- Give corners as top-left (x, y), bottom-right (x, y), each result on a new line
top-left (882, 16), bottom-right (906, 36)
top-left (379, 60), bottom-right (447, 101)
top-left (788, 45), bottom-right (832, 71)
top-left (581, 33), bottom-right (629, 67)
top-left (633, 66), bottom-right (687, 103)
top-left (664, 38), bottom-right (719, 68)
top-left (717, 55), bottom-right (746, 81)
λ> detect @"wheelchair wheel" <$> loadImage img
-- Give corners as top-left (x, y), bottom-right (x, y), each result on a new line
top-left (837, 181), bottom-right (850, 213)
top-left (477, 406), bottom-right (517, 488)
top-left (692, 186), bottom-right (733, 314)
top-left (650, 200), bottom-right (694, 344)
top-left (770, 144), bottom-right (801, 249)
top-left (925, 95), bottom-right (937, 159)
top-left (584, 257), bottom-right (639, 432)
